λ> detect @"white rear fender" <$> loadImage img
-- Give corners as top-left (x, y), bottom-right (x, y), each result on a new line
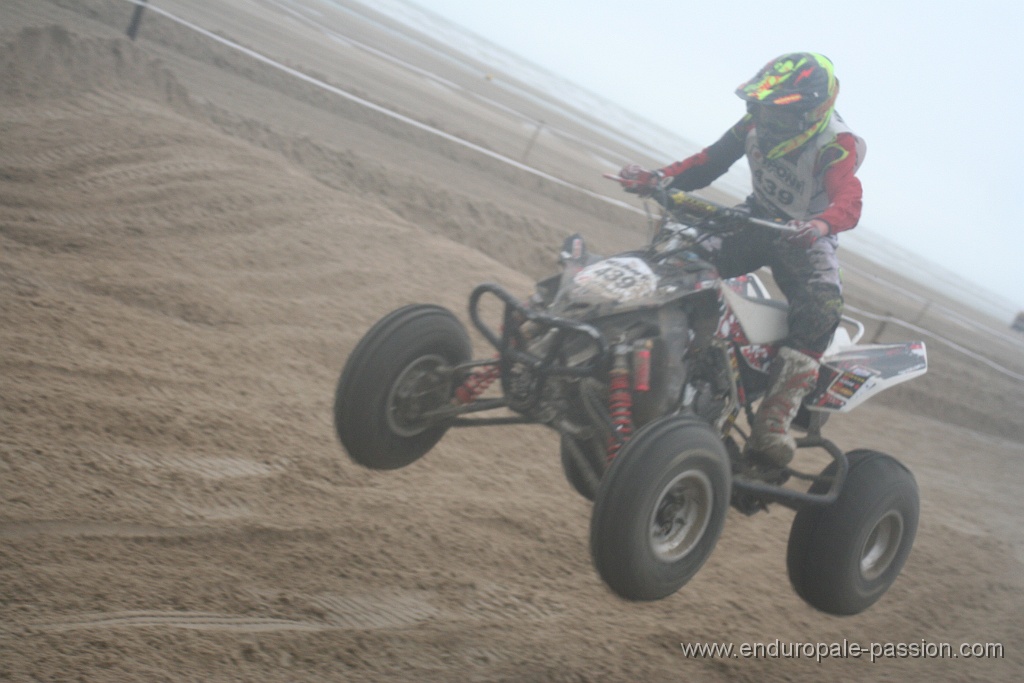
top-left (810, 342), bottom-right (928, 413)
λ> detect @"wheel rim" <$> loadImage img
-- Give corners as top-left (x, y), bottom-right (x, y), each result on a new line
top-left (386, 354), bottom-right (450, 437)
top-left (649, 468), bottom-right (714, 562)
top-left (860, 510), bottom-right (904, 581)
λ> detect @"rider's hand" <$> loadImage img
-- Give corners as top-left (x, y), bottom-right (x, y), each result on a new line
top-left (618, 164), bottom-right (663, 196)
top-left (786, 219), bottom-right (830, 248)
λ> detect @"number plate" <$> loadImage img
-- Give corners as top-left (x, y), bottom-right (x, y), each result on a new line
top-left (571, 257), bottom-right (657, 303)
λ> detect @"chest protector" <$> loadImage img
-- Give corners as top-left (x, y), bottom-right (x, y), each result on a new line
top-left (746, 112), bottom-right (866, 221)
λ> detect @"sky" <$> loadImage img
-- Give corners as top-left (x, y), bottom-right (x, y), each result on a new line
top-left (406, 0), bottom-right (1024, 318)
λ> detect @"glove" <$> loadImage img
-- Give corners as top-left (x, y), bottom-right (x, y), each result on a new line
top-left (786, 219), bottom-right (830, 248)
top-left (618, 164), bottom-right (663, 196)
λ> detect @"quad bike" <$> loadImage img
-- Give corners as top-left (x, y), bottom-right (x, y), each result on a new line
top-left (333, 184), bottom-right (928, 616)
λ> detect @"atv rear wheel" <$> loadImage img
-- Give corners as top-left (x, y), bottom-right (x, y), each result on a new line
top-left (787, 449), bottom-right (919, 615)
top-left (333, 304), bottom-right (471, 470)
top-left (590, 416), bottom-right (731, 601)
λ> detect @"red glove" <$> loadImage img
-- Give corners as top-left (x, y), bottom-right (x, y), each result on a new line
top-left (786, 219), bottom-right (830, 248)
top-left (618, 164), bottom-right (662, 196)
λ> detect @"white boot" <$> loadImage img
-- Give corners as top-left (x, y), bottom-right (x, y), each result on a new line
top-left (746, 347), bottom-right (820, 468)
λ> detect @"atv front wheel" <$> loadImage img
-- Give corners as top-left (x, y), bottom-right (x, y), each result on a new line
top-left (787, 449), bottom-right (919, 615)
top-left (590, 416), bottom-right (731, 601)
top-left (333, 304), bottom-right (471, 470)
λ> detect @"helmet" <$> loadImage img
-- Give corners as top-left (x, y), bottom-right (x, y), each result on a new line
top-left (735, 53), bottom-right (839, 159)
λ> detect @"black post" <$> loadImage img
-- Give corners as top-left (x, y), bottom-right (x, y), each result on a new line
top-left (126, 0), bottom-right (149, 41)
top-left (870, 315), bottom-right (890, 344)
top-left (521, 120), bottom-right (544, 163)
top-left (913, 300), bottom-right (932, 325)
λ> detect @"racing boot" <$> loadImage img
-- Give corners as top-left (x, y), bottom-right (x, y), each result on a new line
top-left (746, 347), bottom-right (820, 469)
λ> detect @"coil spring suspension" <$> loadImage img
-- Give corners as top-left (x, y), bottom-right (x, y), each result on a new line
top-left (606, 365), bottom-right (634, 461)
top-left (453, 363), bottom-right (500, 404)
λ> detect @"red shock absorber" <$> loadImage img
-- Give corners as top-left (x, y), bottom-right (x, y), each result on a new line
top-left (606, 356), bottom-right (634, 461)
top-left (633, 340), bottom-right (652, 392)
top-left (453, 363), bottom-right (500, 405)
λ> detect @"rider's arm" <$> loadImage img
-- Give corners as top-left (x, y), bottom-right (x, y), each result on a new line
top-left (812, 132), bottom-right (863, 234)
top-left (659, 116), bottom-right (753, 191)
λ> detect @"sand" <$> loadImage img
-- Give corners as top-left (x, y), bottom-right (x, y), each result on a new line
top-left (2, 1), bottom-right (1023, 681)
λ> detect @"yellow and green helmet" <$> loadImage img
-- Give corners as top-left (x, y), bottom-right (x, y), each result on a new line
top-left (735, 53), bottom-right (839, 159)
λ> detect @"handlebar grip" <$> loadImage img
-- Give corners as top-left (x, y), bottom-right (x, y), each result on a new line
top-left (665, 190), bottom-right (728, 217)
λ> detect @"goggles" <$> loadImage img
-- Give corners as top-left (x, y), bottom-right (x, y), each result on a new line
top-left (747, 102), bottom-right (808, 136)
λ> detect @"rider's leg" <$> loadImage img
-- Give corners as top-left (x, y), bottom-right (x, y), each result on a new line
top-left (747, 238), bottom-right (843, 468)
top-left (746, 346), bottom-right (821, 467)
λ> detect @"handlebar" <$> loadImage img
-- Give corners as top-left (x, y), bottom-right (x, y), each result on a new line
top-left (603, 172), bottom-right (796, 235)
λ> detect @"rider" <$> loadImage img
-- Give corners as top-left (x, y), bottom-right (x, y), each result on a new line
top-left (618, 52), bottom-right (866, 469)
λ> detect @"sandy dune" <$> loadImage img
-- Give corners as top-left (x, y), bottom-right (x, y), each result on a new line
top-left (2, 1), bottom-right (1022, 681)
